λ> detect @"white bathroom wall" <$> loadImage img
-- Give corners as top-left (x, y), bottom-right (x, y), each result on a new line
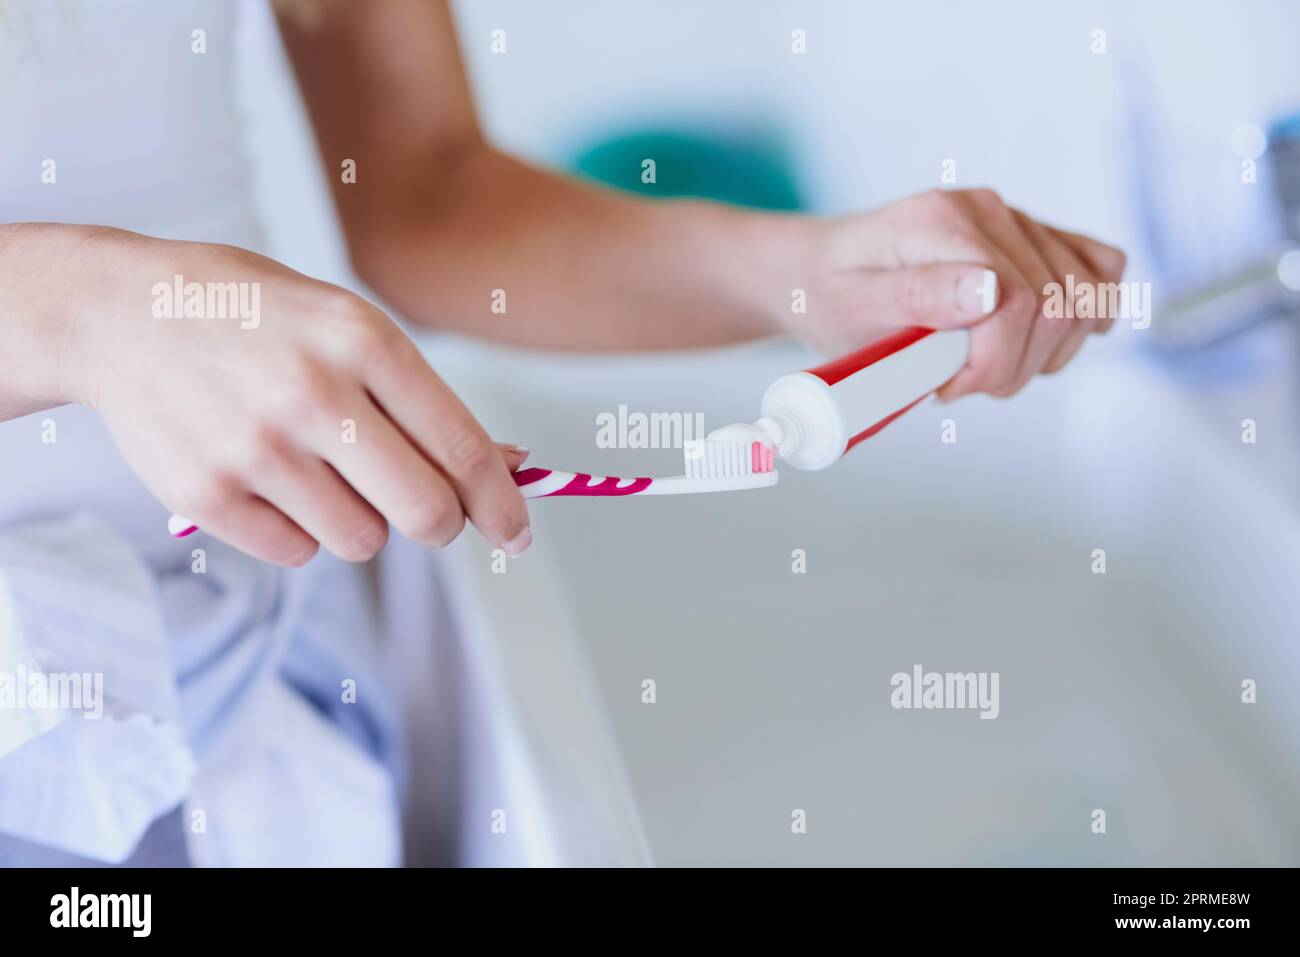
top-left (450, 1), bottom-right (1129, 229)
top-left (452, 0), bottom-right (1300, 293)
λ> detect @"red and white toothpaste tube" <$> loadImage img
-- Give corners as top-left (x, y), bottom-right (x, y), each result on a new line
top-left (710, 326), bottom-right (971, 470)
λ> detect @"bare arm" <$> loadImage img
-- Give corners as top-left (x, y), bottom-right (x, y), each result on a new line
top-left (0, 224), bottom-right (92, 421)
top-left (278, 0), bottom-right (1125, 392)
top-left (277, 0), bottom-right (794, 351)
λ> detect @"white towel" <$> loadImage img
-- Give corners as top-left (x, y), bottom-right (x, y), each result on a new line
top-left (0, 512), bottom-right (194, 862)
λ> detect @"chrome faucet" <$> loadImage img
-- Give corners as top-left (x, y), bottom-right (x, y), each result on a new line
top-left (1151, 115), bottom-right (1300, 349)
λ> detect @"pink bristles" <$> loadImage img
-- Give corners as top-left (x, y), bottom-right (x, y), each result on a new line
top-left (751, 441), bottom-right (775, 473)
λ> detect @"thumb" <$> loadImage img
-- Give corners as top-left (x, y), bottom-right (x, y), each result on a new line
top-left (861, 263), bottom-right (999, 329)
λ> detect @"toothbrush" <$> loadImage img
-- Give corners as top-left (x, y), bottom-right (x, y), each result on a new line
top-left (168, 515), bottom-right (200, 538)
top-left (166, 319), bottom-right (975, 537)
top-left (166, 439), bottom-right (775, 537)
top-left (511, 439), bottom-right (777, 498)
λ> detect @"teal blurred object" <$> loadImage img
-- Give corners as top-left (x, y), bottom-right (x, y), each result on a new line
top-left (571, 129), bottom-right (803, 211)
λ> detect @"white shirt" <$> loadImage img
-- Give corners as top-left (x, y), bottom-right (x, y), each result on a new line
top-left (0, 0), bottom-right (400, 865)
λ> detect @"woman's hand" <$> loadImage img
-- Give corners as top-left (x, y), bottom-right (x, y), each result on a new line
top-left (787, 188), bottom-right (1127, 399)
top-left (37, 225), bottom-right (532, 566)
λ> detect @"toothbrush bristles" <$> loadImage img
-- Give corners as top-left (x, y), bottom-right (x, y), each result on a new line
top-left (684, 439), bottom-right (775, 479)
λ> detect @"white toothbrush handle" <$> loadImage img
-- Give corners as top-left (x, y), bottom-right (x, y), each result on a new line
top-left (168, 514), bottom-right (199, 538)
top-left (512, 467), bottom-right (775, 497)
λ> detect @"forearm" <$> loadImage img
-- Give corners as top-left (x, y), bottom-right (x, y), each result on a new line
top-left (349, 146), bottom-right (816, 351)
top-left (0, 223), bottom-right (96, 420)
top-left (280, 0), bottom-right (1122, 385)
top-left (277, 0), bottom-right (812, 349)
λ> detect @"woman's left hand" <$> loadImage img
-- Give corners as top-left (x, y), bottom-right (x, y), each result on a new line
top-left (785, 188), bottom-right (1127, 400)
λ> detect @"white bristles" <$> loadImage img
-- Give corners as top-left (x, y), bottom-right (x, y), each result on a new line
top-left (683, 438), bottom-right (771, 479)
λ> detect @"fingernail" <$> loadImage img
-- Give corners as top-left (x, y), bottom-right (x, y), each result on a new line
top-left (500, 444), bottom-right (530, 469)
top-left (958, 268), bottom-right (999, 316)
top-left (503, 526), bottom-right (533, 557)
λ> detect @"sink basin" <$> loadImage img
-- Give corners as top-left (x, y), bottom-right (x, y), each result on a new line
top-left (426, 335), bottom-right (1300, 866)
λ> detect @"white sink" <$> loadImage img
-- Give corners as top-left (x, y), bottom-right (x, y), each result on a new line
top-left (428, 335), bottom-right (1300, 866)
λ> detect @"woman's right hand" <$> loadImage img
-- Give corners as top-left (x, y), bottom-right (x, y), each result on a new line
top-left (14, 224), bottom-right (533, 566)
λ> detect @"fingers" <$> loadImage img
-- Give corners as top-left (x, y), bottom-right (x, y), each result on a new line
top-left (1043, 330), bottom-right (1091, 375)
top-left (934, 249), bottom-right (1040, 401)
top-left (1046, 224), bottom-right (1126, 335)
top-left (839, 263), bottom-right (999, 331)
top-left (963, 195), bottom-right (1065, 398)
top-left (929, 191), bottom-right (1126, 400)
top-left (1045, 225), bottom-right (1127, 281)
top-left (1000, 210), bottom-right (1094, 393)
top-left (194, 333), bottom-right (530, 563)
top-left (310, 396), bottom-right (466, 549)
top-left (251, 447), bottom-right (390, 563)
top-left (184, 486), bottom-right (319, 567)
top-left (363, 337), bottom-right (533, 556)
top-left (191, 415), bottom-right (528, 565)
top-left (1042, 222), bottom-right (1126, 367)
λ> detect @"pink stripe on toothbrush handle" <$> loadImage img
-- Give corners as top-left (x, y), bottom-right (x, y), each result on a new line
top-left (512, 467), bottom-right (653, 497)
top-left (512, 467), bottom-right (554, 488)
top-left (167, 513), bottom-right (200, 538)
top-left (555, 473), bottom-right (653, 496)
